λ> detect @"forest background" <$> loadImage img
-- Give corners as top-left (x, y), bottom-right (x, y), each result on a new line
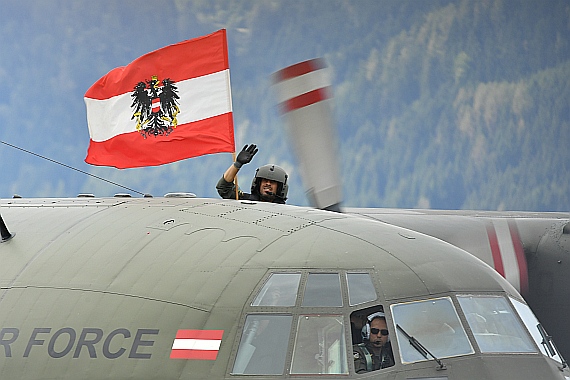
top-left (1, 0), bottom-right (569, 211)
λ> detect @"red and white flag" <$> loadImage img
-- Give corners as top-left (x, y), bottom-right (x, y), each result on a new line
top-left (84, 29), bottom-right (235, 169)
top-left (170, 329), bottom-right (224, 360)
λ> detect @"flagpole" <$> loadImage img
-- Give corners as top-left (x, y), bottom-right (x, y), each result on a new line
top-left (232, 152), bottom-right (239, 200)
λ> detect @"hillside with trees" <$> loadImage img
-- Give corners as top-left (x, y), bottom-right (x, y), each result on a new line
top-left (336, 0), bottom-right (570, 210)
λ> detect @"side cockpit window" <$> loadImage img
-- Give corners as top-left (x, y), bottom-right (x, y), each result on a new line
top-left (251, 273), bottom-right (301, 307)
top-left (232, 314), bottom-right (293, 375)
top-left (457, 295), bottom-right (535, 354)
top-left (347, 272), bottom-right (377, 306)
top-left (350, 307), bottom-right (395, 373)
top-left (509, 297), bottom-right (562, 362)
top-left (232, 270), bottom-right (380, 376)
top-left (291, 315), bottom-right (347, 374)
top-left (302, 273), bottom-right (342, 307)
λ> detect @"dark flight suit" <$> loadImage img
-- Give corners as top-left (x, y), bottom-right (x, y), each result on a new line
top-left (216, 176), bottom-right (285, 204)
top-left (353, 342), bottom-right (395, 373)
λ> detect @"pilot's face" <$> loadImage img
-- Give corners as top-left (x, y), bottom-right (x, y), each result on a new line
top-left (259, 178), bottom-right (278, 198)
top-left (369, 318), bottom-right (389, 348)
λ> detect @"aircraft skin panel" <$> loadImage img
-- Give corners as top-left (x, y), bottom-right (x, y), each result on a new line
top-left (0, 205), bottom-right (108, 287)
top-left (402, 355), bottom-right (564, 380)
top-left (317, 215), bottom-right (519, 298)
top-left (345, 208), bottom-right (565, 296)
top-left (2, 202), bottom-right (258, 310)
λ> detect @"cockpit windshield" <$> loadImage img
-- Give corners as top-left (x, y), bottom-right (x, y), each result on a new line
top-left (509, 296), bottom-right (563, 363)
top-left (457, 295), bottom-right (536, 354)
top-left (391, 297), bottom-right (474, 363)
top-left (233, 270), bottom-right (557, 377)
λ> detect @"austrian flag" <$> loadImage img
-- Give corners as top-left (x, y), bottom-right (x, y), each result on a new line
top-left (170, 330), bottom-right (224, 360)
top-left (84, 29), bottom-right (235, 168)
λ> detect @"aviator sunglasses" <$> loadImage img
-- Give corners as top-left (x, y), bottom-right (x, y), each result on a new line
top-left (370, 328), bottom-right (389, 336)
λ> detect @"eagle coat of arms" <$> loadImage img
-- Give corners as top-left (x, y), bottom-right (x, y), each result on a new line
top-left (131, 76), bottom-right (180, 138)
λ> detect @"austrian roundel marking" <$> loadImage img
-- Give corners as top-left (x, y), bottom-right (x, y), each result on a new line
top-left (170, 330), bottom-right (224, 360)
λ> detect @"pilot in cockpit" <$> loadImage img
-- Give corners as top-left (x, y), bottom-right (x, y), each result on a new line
top-left (216, 144), bottom-right (289, 204)
top-left (353, 311), bottom-right (395, 372)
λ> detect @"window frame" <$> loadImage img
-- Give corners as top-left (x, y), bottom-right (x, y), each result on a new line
top-left (228, 269), bottom-right (381, 377)
top-left (390, 296), bottom-right (475, 364)
top-left (457, 294), bottom-right (538, 355)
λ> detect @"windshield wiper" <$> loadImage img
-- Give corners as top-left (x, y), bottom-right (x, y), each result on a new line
top-left (396, 324), bottom-right (446, 370)
top-left (537, 323), bottom-right (568, 370)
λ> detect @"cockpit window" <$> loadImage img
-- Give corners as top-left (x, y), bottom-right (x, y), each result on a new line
top-left (391, 297), bottom-right (474, 363)
top-left (302, 273), bottom-right (343, 307)
top-left (290, 315), bottom-right (348, 374)
top-left (232, 314), bottom-right (293, 375)
top-left (350, 307), bottom-right (395, 372)
top-left (457, 295), bottom-right (535, 353)
top-left (346, 272), bottom-right (377, 306)
top-left (251, 273), bottom-right (301, 306)
top-left (509, 297), bottom-right (561, 362)
top-left (233, 270), bottom-right (376, 376)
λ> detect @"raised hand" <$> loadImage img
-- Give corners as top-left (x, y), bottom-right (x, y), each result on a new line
top-left (234, 144), bottom-right (258, 168)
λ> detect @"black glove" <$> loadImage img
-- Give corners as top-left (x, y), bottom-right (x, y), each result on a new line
top-left (234, 144), bottom-right (258, 168)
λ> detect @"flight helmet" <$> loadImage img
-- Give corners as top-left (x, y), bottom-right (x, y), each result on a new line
top-left (251, 164), bottom-right (289, 201)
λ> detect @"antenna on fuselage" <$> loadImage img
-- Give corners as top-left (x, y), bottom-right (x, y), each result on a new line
top-left (0, 213), bottom-right (14, 242)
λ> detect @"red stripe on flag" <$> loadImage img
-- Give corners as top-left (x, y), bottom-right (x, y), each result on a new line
top-left (508, 220), bottom-right (528, 296)
top-left (274, 58), bottom-right (326, 82)
top-left (170, 349), bottom-right (220, 360)
top-left (175, 330), bottom-right (224, 340)
top-left (280, 87), bottom-right (331, 113)
top-left (85, 113), bottom-right (234, 168)
top-left (85, 29), bottom-right (229, 100)
top-left (486, 222), bottom-right (505, 277)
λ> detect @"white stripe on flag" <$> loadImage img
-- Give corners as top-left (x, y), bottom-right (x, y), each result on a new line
top-left (172, 338), bottom-right (222, 351)
top-left (85, 69), bottom-right (232, 142)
